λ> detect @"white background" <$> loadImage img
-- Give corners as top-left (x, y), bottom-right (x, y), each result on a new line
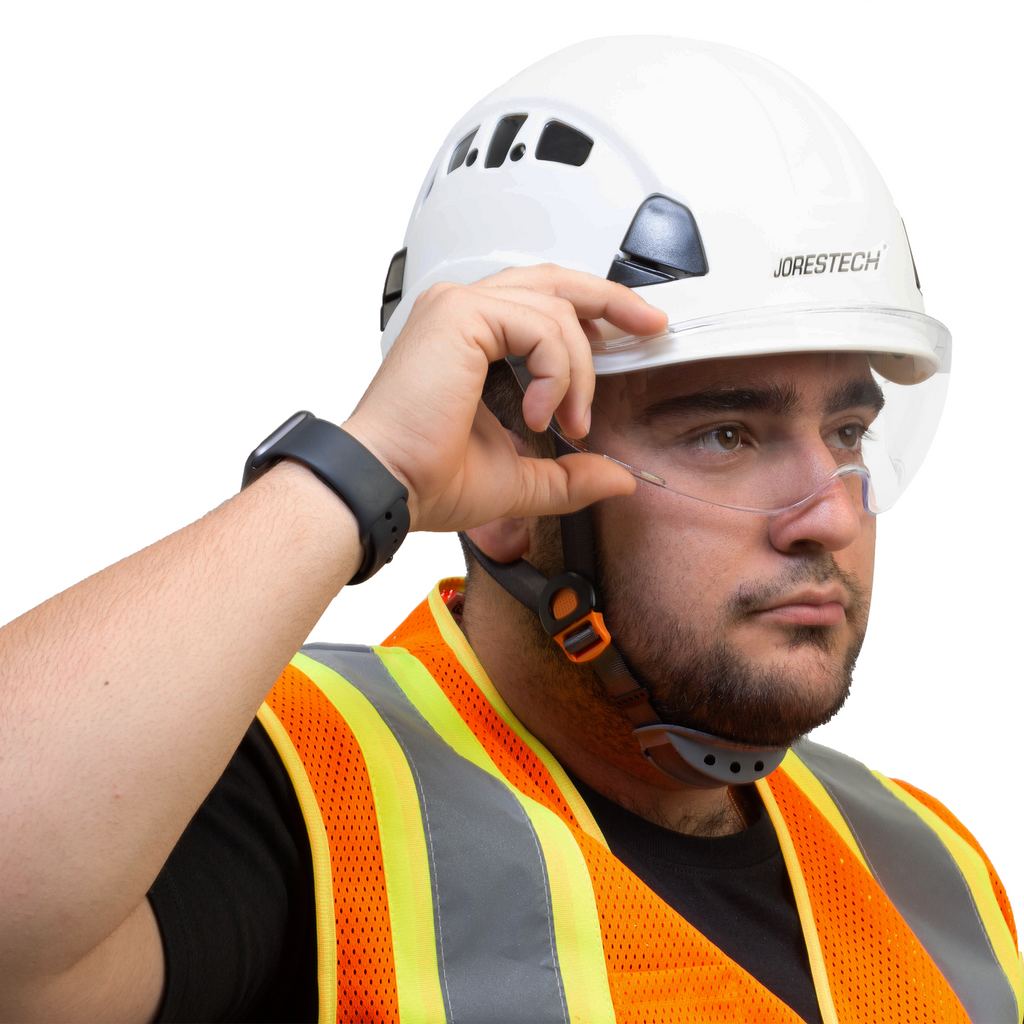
top-left (2, 0), bottom-right (1021, 920)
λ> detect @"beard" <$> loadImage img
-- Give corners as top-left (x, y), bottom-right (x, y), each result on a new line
top-left (600, 554), bottom-right (869, 748)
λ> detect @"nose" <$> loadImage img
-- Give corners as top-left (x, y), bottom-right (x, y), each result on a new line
top-left (767, 470), bottom-right (867, 553)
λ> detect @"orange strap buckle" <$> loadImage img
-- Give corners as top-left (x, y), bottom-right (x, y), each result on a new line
top-left (554, 610), bottom-right (612, 664)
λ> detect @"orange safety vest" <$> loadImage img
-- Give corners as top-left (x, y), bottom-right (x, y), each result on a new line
top-left (258, 580), bottom-right (1024, 1024)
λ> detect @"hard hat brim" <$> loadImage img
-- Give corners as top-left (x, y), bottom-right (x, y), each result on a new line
top-left (590, 305), bottom-right (951, 385)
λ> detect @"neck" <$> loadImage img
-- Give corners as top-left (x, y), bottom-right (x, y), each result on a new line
top-left (459, 572), bottom-right (749, 838)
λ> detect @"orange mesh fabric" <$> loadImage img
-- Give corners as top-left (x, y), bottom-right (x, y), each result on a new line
top-left (575, 826), bottom-right (803, 1023)
top-left (385, 593), bottom-right (806, 1022)
top-left (892, 778), bottom-right (1018, 945)
top-left (266, 665), bottom-right (398, 1023)
top-left (767, 767), bottom-right (971, 1023)
top-left (382, 595), bottom-right (581, 826)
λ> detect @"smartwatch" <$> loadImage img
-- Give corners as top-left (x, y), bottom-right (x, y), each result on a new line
top-left (242, 411), bottom-right (410, 584)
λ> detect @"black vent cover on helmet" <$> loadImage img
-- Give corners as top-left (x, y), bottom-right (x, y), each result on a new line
top-left (448, 129), bottom-right (479, 173)
top-left (380, 248), bottom-right (407, 331)
top-left (536, 121), bottom-right (593, 166)
top-left (608, 194), bottom-right (708, 287)
top-left (486, 115), bottom-right (528, 168)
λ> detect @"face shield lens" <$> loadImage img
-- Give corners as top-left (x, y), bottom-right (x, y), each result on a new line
top-left (543, 346), bottom-right (949, 515)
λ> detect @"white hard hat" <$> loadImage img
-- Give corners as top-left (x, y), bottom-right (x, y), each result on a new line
top-left (380, 37), bottom-right (951, 514)
top-left (381, 36), bottom-right (948, 382)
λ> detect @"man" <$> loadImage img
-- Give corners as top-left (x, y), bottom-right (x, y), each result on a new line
top-left (0, 36), bottom-right (1019, 1024)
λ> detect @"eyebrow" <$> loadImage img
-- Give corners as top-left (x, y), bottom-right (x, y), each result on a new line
top-left (640, 376), bottom-right (885, 421)
top-left (824, 376), bottom-right (886, 415)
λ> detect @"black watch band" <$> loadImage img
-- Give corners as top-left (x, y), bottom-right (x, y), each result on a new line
top-left (241, 411), bottom-right (410, 585)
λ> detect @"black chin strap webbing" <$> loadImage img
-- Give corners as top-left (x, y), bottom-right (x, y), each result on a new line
top-left (549, 436), bottom-right (666, 730)
top-left (459, 530), bottom-right (660, 727)
top-left (460, 528), bottom-right (788, 789)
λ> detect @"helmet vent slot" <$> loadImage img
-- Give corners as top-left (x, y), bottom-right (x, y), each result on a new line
top-left (485, 114), bottom-right (528, 168)
top-left (448, 128), bottom-right (479, 173)
top-left (535, 120), bottom-right (593, 166)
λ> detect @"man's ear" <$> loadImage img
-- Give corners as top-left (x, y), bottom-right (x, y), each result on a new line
top-left (464, 517), bottom-right (531, 564)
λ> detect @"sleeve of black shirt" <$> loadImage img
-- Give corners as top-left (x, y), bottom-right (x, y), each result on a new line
top-left (147, 718), bottom-right (318, 1024)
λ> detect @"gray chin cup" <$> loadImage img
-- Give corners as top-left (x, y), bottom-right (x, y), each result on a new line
top-left (633, 723), bottom-right (789, 787)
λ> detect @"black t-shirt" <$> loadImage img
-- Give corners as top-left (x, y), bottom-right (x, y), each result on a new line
top-left (148, 721), bottom-right (317, 1022)
top-left (150, 720), bottom-right (821, 1023)
top-left (569, 776), bottom-right (821, 1023)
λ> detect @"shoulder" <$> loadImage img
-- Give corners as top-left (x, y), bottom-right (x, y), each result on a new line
top-left (885, 775), bottom-right (1018, 945)
top-left (790, 739), bottom-right (1017, 945)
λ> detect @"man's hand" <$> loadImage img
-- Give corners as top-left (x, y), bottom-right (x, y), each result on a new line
top-left (344, 265), bottom-right (667, 533)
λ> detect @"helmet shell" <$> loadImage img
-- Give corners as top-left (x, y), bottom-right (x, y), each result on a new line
top-left (381, 37), bottom-right (938, 378)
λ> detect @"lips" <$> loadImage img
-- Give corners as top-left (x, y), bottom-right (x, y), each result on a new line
top-left (754, 588), bottom-right (848, 627)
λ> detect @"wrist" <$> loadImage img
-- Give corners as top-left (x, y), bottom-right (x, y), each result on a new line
top-left (242, 412), bottom-right (410, 584)
top-left (231, 459), bottom-right (365, 592)
top-left (340, 415), bottom-right (419, 531)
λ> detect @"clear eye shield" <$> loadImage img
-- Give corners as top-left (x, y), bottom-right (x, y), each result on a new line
top-left (511, 306), bottom-right (952, 516)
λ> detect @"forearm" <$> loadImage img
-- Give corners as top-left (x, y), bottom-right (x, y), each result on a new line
top-left (0, 459), bottom-right (360, 986)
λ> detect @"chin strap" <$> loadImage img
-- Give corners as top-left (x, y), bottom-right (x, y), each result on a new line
top-left (460, 525), bottom-right (787, 788)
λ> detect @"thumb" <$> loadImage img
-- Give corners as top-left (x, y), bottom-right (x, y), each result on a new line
top-left (510, 452), bottom-right (637, 518)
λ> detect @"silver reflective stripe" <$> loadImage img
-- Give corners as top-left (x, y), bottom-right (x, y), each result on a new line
top-left (302, 643), bottom-right (569, 1024)
top-left (795, 739), bottom-right (1018, 1024)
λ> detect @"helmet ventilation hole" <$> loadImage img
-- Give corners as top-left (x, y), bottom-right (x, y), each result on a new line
top-left (448, 128), bottom-right (479, 173)
top-left (536, 120), bottom-right (593, 166)
top-left (485, 114), bottom-right (528, 168)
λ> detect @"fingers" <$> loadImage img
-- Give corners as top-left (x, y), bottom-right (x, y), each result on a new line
top-left (470, 286), bottom-right (594, 438)
top-left (414, 285), bottom-right (585, 436)
top-left (405, 267), bottom-right (665, 440)
top-left (471, 267), bottom-right (667, 435)
top-left (478, 264), bottom-right (668, 336)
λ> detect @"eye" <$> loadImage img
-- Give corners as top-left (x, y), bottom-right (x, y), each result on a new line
top-left (699, 427), bottom-right (742, 452)
top-left (828, 423), bottom-right (864, 449)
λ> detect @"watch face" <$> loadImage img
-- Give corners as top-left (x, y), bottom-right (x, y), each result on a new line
top-left (254, 411), bottom-right (312, 461)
